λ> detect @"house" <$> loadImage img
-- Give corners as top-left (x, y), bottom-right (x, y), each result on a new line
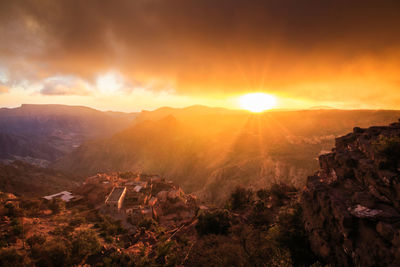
top-left (125, 181), bottom-right (148, 188)
top-left (148, 197), bottom-right (157, 206)
top-left (105, 187), bottom-right (127, 213)
top-left (133, 185), bottom-right (143, 193)
top-left (43, 191), bottom-right (75, 202)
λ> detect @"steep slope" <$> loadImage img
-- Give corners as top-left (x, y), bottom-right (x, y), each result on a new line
top-left (0, 133), bottom-right (63, 164)
top-left (55, 108), bottom-right (400, 204)
top-left (302, 120), bottom-right (400, 266)
top-left (0, 104), bottom-right (136, 164)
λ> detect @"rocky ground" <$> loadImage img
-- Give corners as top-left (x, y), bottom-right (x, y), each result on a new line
top-left (302, 120), bottom-right (400, 267)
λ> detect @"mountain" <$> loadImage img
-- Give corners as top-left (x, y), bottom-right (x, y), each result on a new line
top-left (302, 120), bottom-right (400, 266)
top-left (309, 105), bottom-right (335, 110)
top-left (54, 107), bottom-right (400, 203)
top-left (0, 161), bottom-right (79, 197)
top-left (0, 104), bottom-right (136, 165)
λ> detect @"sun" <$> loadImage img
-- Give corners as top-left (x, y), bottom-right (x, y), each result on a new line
top-left (239, 93), bottom-right (277, 112)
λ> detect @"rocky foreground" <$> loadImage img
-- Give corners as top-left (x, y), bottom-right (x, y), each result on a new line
top-left (302, 120), bottom-right (400, 266)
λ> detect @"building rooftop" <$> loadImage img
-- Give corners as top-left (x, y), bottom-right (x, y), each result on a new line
top-left (43, 191), bottom-right (74, 202)
top-left (106, 187), bottom-right (126, 202)
top-left (133, 185), bottom-right (143, 192)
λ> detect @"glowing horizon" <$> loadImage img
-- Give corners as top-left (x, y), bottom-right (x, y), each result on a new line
top-left (238, 93), bottom-right (277, 113)
top-left (1, 1), bottom-right (400, 112)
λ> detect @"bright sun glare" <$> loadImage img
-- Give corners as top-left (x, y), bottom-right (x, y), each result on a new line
top-left (239, 93), bottom-right (277, 112)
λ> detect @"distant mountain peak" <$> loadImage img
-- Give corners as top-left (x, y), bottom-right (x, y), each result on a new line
top-left (308, 105), bottom-right (335, 110)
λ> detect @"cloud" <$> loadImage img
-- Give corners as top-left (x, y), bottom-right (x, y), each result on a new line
top-left (1, 0), bottom-right (400, 107)
top-left (40, 76), bottom-right (92, 96)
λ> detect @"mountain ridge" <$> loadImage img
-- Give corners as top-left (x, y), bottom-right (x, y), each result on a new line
top-left (54, 108), bottom-right (400, 203)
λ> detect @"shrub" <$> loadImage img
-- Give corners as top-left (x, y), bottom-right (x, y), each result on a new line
top-left (196, 210), bottom-right (231, 236)
top-left (270, 184), bottom-right (288, 200)
top-left (104, 251), bottom-right (136, 267)
top-left (228, 187), bottom-right (254, 210)
top-left (186, 235), bottom-right (248, 267)
top-left (103, 235), bottom-right (113, 244)
top-left (275, 204), bottom-right (318, 266)
top-left (48, 199), bottom-right (65, 214)
top-left (10, 219), bottom-right (23, 237)
top-left (46, 241), bottom-right (70, 266)
top-left (5, 203), bottom-right (22, 217)
top-left (62, 225), bottom-right (75, 236)
top-left (155, 240), bottom-right (178, 266)
top-left (36, 239), bottom-right (71, 266)
top-left (248, 202), bottom-right (273, 227)
top-left (71, 230), bottom-right (101, 261)
top-left (20, 199), bottom-right (41, 216)
top-left (27, 234), bottom-right (46, 248)
top-left (69, 216), bottom-right (85, 227)
top-left (256, 188), bottom-right (269, 200)
top-left (138, 218), bottom-right (157, 230)
top-left (374, 136), bottom-right (400, 170)
top-left (0, 249), bottom-right (25, 267)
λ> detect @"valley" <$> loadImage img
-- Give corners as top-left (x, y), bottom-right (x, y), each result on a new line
top-left (2, 105), bottom-right (400, 266)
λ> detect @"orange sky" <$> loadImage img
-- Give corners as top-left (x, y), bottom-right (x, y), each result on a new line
top-left (1, 0), bottom-right (400, 112)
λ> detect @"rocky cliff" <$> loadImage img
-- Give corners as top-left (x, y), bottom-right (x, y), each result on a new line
top-left (302, 120), bottom-right (400, 266)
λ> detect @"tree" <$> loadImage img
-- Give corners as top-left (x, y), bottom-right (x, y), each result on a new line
top-left (71, 230), bottom-right (101, 262)
top-left (196, 210), bottom-right (231, 236)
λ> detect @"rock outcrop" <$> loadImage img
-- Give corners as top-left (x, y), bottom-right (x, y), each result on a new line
top-left (302, 120), bottom-right (400, 267)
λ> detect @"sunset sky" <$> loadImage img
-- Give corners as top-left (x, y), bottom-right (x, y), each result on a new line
top-left (1, 0), bottom-right (400, 112)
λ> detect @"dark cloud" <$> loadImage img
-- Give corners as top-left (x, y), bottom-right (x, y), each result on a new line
top-left (1, 0), bottom-right (400, 104)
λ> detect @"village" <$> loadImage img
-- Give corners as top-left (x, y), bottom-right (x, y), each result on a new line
top-left (43, 172), bottom-right (201, 231)
top-left (0, 170), bottom-right (215, 265)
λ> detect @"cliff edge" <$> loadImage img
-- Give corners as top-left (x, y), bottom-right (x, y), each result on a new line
top-left (302, 120), bottom-right (400, 266)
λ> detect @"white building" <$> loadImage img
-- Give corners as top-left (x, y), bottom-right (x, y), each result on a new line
top-left (105, 187), bottom-right (127, 213)
top-left (43, 191), bottom-right (75, 202)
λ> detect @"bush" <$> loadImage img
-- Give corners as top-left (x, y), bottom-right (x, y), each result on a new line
top-left (71, 230), bottom-right (101, 261)
top-left (256, 188), bottom-right (269, 200)
top-left (374, 136), bottom-right (400, 170)
top-left (186, 235), bottom-right (248, 267)
top-left (46, 241), bottom-right (70, 266)
top-left (69, 216), bottom-right (85, 227)
top-left (248, 202), bottom-right (273, 227)
top-left (155, 240), bottom-right (178, 266)
top-left (103, 235), bottom-right (113, 244)
top-left (228, 187), bottom-right (254, 210)
top-left (27, 234), bottom-right (46, 248)
top-left (38, 239), bottom-right (71, 266)
top-left (104, 251), bottom-right (136, 267)
top-left (274, 204), bottom-right (318, 266)
top-left (5, 203), bottom-right (23, 217)
top-left (10, 219), bottom-right (23, 237)
top-left (48, 199), bottom-right (65, 214)
top-left (0, 249), bottom-right (25, 267)
top-left (138, 218), bottom-right (157, 230)
top-left (196, 210), bottom-right (231, 236)
top-left (20, 199), bottom-right (41, 216)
